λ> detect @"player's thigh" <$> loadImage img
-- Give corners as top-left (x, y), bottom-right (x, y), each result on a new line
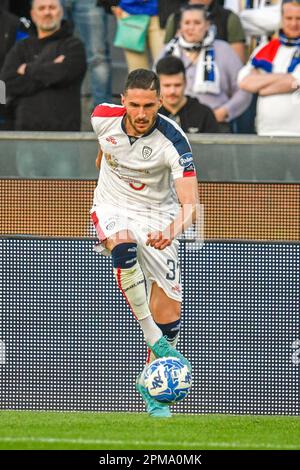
top-left (150, 281), bottom-right (181, 324)
top-left (105, 230), bottom-right (136, 251)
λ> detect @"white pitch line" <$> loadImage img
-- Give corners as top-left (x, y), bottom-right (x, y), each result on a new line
top-left (0, 436), bottom-right (299, 450)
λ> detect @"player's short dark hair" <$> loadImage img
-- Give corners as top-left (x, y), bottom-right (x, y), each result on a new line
top-left (124, 69), bottom-right (160, 95)
top-left (156, 56), bottom-right (186, 78)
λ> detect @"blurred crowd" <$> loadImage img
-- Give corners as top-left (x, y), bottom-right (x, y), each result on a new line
top-left (0, 0), bottom-right (299, 136)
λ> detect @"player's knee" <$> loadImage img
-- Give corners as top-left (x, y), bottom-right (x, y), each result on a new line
top-left (111, 242), bottom-right (138, 269)
top-left (105, 230), bottom-right (135, 252)
top-left (151, 298), bottom-right (181, 322)
top-left (156, 319), bottom-right (181, 343)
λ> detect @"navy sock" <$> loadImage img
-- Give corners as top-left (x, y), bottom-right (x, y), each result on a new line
top-left (155, 319), bottom-right (181, 343)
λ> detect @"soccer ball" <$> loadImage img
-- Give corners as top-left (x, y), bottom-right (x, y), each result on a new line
top-left (144, 357), bottom-right (192, 404)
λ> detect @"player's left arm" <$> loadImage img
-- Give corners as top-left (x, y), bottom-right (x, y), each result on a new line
top-left (146, 176), bottom-right (199, 250)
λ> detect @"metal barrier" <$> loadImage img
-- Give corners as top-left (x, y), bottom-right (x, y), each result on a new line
top-left (1, 132), bottom-right (300, 181)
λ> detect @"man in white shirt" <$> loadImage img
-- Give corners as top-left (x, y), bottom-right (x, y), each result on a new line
top-left (238, 0), bottom-right (300, 135)
top-left (91, 69), bottom-right (199, 417)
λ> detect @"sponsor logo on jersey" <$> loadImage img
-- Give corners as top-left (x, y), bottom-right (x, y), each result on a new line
top-left (129, 182), bottom-right (146, 191)
top-left (106, 136), bottom-right (117, 145)
top-left (105, 153), bottom-right (119, 169)
top-left (106, 221), bottom-right (116, 231)
top-left (179, 153), bottom-right (193, 167)
top-left (142, 146), bottom-right (152, 160)
top-left (184, 162), bottom-right (195, 173)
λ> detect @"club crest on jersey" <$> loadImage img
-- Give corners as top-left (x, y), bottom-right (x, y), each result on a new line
top-left (142, 146), bottom-right (152, 160)
top-left (106, 136), bottom-right (117, 145)
top-left (179, 153), bottom-right (193, 167)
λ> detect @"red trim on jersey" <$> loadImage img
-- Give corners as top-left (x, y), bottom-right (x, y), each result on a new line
top-left (92, 104), bottom-right (126, 118)
top-left (183, 170), bottom-right (196, 177)
top-left (116, 267), bottom-right (138, 321)
top-left (91, 211), bottom-right (106, 242)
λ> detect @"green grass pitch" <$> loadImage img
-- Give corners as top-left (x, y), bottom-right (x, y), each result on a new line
top-left (0, 411), bottom-right (299, 450)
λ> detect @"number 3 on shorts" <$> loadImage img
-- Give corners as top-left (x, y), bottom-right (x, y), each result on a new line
top-left (166, 259), bottom-right (181, 282)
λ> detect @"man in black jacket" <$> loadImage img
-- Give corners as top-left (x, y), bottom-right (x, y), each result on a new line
top-left (0, 0), bottom-right (86, 131)
top-left (156, 56), bottom-right (219, 134)
top-left (0, 2), bottom-right (31, 129)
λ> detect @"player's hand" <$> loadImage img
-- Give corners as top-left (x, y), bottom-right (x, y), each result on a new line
top-left (146, 231), bottom-right (172, 250)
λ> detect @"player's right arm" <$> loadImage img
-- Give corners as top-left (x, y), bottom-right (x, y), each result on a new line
top-left (146, 176), bottom-right (200, 250)
top-left (95, 147), bottom-right (103, 170)
top-left (147, 117), bottom-right (201, 250)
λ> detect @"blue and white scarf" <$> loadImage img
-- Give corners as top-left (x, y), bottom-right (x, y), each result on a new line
top-left (165, 26), bottom-right (220, 95)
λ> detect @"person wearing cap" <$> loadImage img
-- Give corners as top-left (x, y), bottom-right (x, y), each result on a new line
top-left (238, 0), bottom-right (300, 135)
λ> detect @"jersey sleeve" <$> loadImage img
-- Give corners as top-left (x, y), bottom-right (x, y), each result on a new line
top-left (169, 147), bottom-right (196, 179)
top-left (91, 103), bottom-right (126, 137)
top-left (157, 114), bottom-right (197, 180)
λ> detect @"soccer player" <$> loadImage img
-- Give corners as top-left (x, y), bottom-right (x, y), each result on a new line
top-left (91, 69), bottom-right (199, 418)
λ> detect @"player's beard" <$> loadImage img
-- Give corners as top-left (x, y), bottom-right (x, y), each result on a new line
top-left (127, 114), bottom-right (156, 136)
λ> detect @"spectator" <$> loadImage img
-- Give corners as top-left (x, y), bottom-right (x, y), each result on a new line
top-left (0, 0), bottom-right (87, 131)
top-left (9, 0), bottom-right (32, 17)
top-left (164, 0), bottom-right (246, 63)
top-left (110, 0), bottom-right (166, 72)
top-left (156, 55), bottom-right (219, 133)
top-left (238, 0), bottom-right (300, 136)
top-left (0, 1), bottom-right (31, 129)
top-left (157, 0), bottom-right (186, 29)
top-left (224, 1), bottom-right (280, 51)
top-left (100, 0), bottom-right (185, 29)
top-left (158, 4), bottom-right (252, 132)
top-left (61, 0), bottom-right (111, 106)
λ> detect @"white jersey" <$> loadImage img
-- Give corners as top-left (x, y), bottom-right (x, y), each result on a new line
top-left (238, 42), bottom-right (300, 136)
top-left (91, 103), bottom-right (196, 225)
